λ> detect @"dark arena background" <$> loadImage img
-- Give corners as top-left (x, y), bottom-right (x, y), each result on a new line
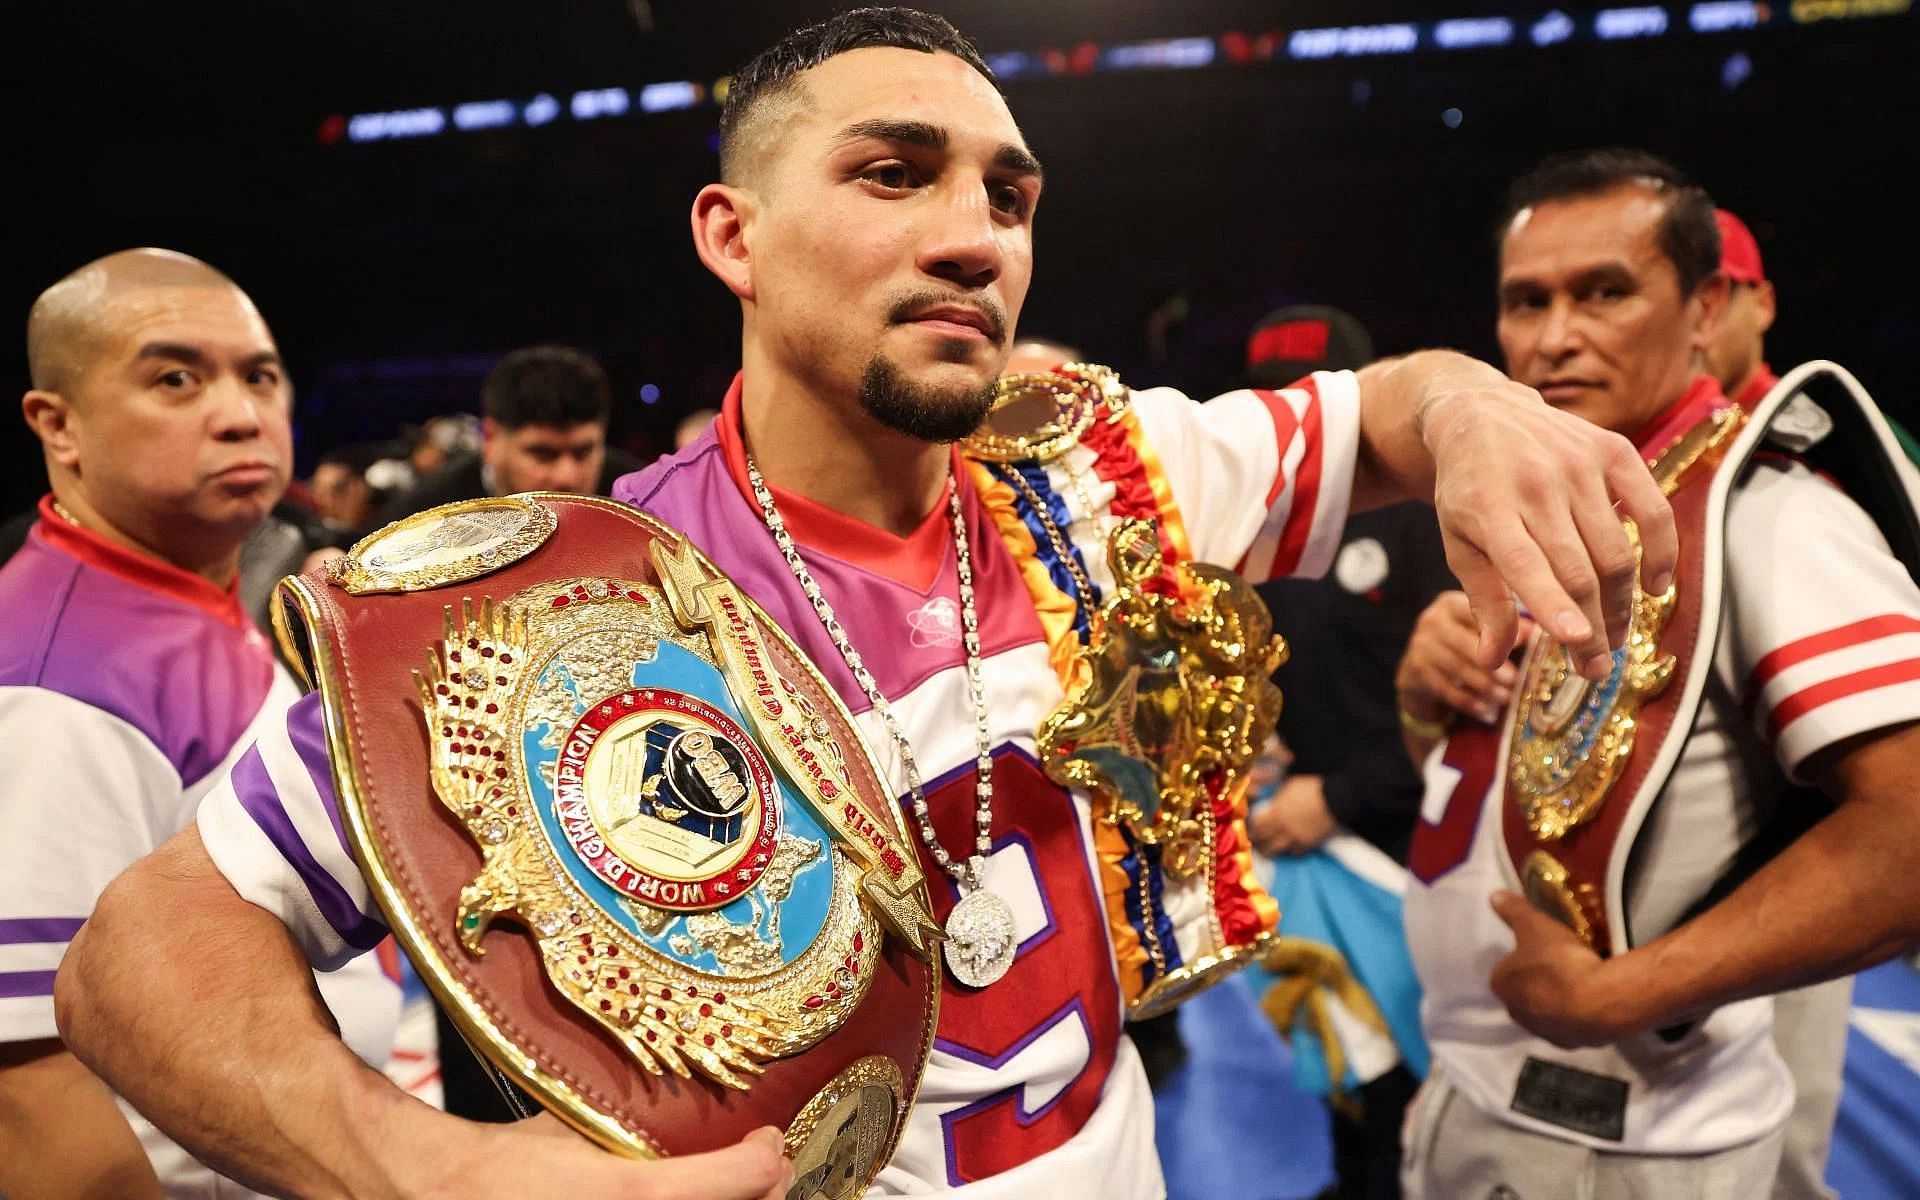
top-left (7, 3), bottom-right (1920, 1197)
top-left (3, 1), bottom-right (1916, 503)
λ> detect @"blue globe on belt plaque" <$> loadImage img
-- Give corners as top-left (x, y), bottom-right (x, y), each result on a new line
top-left (520, 634), bottom-right (846, 982)
top-left (554, 687), bottom-right (781, 911)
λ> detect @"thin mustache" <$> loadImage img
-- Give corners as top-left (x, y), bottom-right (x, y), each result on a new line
top-left (888, 291), bottom-right (1007, 342)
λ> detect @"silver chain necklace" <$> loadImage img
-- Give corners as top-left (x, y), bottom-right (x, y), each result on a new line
top-left (745, 456), bottom-right (1017, 988)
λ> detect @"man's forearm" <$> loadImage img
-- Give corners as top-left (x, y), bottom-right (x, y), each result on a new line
top-left (1397, 689), bottom-right (1449, 771)
top-left (58, 829), bottom-right (803, 1200)
top-left (1605, 791), bottom-right (1920, 1033)
top-left (0, 1040), bottom-right (164, 1199)
top-left (55, 829), bottom-right (450, 1200)
top-left (1350, 349), bottom-right (1513, 512)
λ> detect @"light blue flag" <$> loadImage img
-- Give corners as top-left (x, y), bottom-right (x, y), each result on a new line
top-left (1251, 835), bottom-right (1430, 1099)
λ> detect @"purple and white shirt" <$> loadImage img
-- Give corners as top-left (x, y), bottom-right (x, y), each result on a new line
top-left (0, 497), bottom-right (399, 1198)
top-left (196, 372), bottom-right (1362, 1197)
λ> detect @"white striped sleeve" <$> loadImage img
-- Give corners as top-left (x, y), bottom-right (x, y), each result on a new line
top-left (1722, 457), bottom-right (1920, 776)
top-left (0, 689), bottom-right (176, 1041)
top-left (1131, 370), bottom-right (1360, 582)
top-left (195, 691), bottom-right (388, 971)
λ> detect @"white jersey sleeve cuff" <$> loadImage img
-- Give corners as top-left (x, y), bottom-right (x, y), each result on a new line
top-left (1129, 370), bottom-right (1360, 582)
top-left (195, 696), bottom-right (387, 971)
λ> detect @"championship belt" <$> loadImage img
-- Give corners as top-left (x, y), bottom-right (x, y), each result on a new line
top-left (1499, 400), bottom-right (1742, 951)
top-left (277, 494), bottom-right (940, 1193)
top-left (1502, 362), bottom-right (1920, 956)
top-left (963, 364), bottom-right (1285, 1019)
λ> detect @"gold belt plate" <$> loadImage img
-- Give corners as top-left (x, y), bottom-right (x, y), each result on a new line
top-left (1507, 521), bottom-right (1678, 841)
top-left (414, 546), bottom-right (937, 1093)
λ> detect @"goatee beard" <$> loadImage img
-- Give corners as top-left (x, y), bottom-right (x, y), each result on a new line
top-left (858, 356), bottom-right (997, 444)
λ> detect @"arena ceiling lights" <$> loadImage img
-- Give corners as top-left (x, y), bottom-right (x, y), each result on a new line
top-left (321, 0), bottom-right (1911, 146)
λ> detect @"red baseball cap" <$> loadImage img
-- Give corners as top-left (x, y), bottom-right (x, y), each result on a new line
top-left (1716, 208), bottom-right (1766, 285)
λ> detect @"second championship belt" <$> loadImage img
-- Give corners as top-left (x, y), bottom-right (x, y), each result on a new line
top-left (278, 494), bottom-right (940, 1195)
top-left (1502, 400), bottom-right (1745, 952)
top-left (1504, 362), bottom-right (1920, 957)
top-left (963, 364), bottom-right (1285, 1020)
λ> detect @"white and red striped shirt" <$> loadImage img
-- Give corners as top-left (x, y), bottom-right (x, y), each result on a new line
top-left (1407, 447), bottom-right (1920, 1156)
top-left (1139, 375), bottom-right (1357, 583)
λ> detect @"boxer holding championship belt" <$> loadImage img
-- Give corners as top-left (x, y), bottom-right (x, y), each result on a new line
top-left (280, 492), bottom-right (940, 1195)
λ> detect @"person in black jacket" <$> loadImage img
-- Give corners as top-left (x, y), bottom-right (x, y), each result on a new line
top-left (1252, 505), bottom-right (1455, 863)
top-left (374, 345), bottom-right (642, 525)
top-left (1241, 305), bottom-right (1454, 1200)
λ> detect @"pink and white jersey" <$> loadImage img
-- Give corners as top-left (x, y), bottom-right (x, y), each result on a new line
top-left (195, 370), bottom-right (1360, 1196)
top-left (0, 499), bottom-right (400, 1198)
top-left (1405, 448), bottom-right (1920, 1156)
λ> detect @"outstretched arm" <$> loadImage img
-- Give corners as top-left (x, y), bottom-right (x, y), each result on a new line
top-left (1352, 350), bottom-right (1675, 682)
top-left (57, 826), bottom-right (792, 1200)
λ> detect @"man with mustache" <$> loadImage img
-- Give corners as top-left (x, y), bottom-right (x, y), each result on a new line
top-left (56, 15), bottom-right (1674, 1197)
top-left (0, 249), bottom-right (400, 1197)
top-left (1397, 149), bottom-right (1920, 1198)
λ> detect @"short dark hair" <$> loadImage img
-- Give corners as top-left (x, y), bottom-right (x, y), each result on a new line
top-left (719, 7), bottom-right (999, 184)
top-left (481, 345), bottom-right (611, 430)
top-left (1498, 148), bottom-right (1721, 295)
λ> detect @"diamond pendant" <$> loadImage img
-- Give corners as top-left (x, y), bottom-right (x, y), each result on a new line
top-left (943, 887), bottom-right (1016, 988)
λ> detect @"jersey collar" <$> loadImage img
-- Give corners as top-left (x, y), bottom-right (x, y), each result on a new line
top-left (1629, 374), bottom-right (1733, 463)
top-left (31, 494), bottom-right (249, 629)
top-left (715, 373), bottom-right (961, 593)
